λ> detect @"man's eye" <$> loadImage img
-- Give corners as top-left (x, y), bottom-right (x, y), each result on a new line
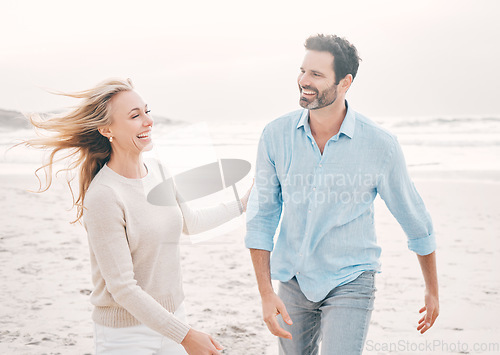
top-left (146, 110), bottom-right (151, 114)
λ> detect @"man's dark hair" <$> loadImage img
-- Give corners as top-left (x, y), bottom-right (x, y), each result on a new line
top-left (304, 34), bottom-right (361, 84)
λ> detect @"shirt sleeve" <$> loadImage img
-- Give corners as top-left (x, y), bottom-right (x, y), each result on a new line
top-left (245, 126), bottom-right (283, 251)
top-left (377, 137), bottom-right (436, 255)
top-left (83, 184), bottom-right (191, 343)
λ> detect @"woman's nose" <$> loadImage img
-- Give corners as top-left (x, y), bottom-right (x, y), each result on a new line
top-left (144, 114), bottom-right (153, 127)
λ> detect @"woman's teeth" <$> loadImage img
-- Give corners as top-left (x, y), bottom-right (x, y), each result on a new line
top-left (137, 132), bottom-right (151, 139)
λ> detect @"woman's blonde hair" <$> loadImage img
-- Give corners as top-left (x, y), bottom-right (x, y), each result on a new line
top-left (17, 78), bottom-right (134, 224)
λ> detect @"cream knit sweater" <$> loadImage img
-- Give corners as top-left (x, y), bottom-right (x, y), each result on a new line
top-left (82, 157), bottom-right (242, 343)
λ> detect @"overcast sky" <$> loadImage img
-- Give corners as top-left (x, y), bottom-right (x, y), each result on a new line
top-left (1, 0), bottom-right (499, 123)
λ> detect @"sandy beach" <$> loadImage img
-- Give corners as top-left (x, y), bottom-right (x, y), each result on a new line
top-left (1, 169), bottom-right (499, 354)
top-left (1, 0), bottom-right (499, 353)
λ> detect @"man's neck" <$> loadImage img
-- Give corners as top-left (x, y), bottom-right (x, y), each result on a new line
top-left (309, 99), bottom-right (347, 138)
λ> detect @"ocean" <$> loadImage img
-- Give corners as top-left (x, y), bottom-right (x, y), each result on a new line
top-left (1, 114), bottom-right (499, 182)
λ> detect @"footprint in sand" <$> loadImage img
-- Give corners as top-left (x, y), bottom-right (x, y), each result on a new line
top-left (17, 263), bottom-right (41, 275)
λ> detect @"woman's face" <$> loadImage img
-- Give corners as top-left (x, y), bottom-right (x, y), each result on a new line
top-left (107, 90), bottom-right (154, 154)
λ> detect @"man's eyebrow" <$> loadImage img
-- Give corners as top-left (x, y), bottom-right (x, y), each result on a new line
top-left (300, 67), bottom-right (324, 75)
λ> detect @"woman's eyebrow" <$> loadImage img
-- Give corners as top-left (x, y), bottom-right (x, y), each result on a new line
top-left (128, 104), bottom-right (148, 114)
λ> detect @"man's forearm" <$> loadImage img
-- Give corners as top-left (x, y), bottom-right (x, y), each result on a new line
top-left (249, 248), bottom-right (293, 339)
top-left (249, 248), bottom-right (274, 296)
top-left (417, 251), bottom-right (438, 294)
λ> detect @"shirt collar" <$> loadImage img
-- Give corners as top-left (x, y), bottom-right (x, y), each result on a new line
top-left (296, 100), bottom-right (356, 139)
top-left (296, 109), bottom-right (310, 132)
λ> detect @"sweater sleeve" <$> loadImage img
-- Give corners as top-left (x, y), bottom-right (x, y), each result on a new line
top-left (83, 184), bottom-right (191, 343)
top-left (175, 188), bottom-right (243, 235)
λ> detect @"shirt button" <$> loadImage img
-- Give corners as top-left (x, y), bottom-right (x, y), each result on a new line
top-left (296, 272), bottom-right (300, 275)
top-left (319, 164), bottom-right (323, 167)
top-left (308, 210), bottom-right (311, 213)
top-left (313, 187), bottom-right (316, 191)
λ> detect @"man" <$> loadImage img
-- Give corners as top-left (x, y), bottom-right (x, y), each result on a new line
top-left (245, 34), bottom-right (439, 354)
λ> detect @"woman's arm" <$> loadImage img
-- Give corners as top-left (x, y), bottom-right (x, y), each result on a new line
top-left (152, 157), bottom-right (249, 235)
top-left (175, 187), bottom-right (244, 235)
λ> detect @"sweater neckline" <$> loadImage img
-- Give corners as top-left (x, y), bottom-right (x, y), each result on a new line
top-left (103, 160), bottom-right (153, 186)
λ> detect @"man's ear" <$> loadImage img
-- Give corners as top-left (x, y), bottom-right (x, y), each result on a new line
top-left (340, 74), bottom-right (353, 93)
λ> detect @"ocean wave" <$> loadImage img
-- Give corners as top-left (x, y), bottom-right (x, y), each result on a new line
top-left (399, 139), bottom-right (500, 147)
top-left (0, 109), bottom-right (30, 129)
top-left (382, 116), bottom-right (500, 128)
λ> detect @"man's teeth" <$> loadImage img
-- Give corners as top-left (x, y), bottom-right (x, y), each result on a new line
top-left (302, 90), bottom-right (316, 95)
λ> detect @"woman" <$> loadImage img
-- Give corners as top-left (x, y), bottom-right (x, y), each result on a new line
top-left (21, 78), bottom-right (249, 354)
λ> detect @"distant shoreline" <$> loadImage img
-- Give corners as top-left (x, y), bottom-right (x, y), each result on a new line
top-left (0, 108), bottom-right (182, 130)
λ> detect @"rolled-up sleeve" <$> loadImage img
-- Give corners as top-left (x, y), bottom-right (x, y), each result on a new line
top-left (377, 137), bottom-right (436, 255)
top-left (245, 127), bottom-right (283, 251)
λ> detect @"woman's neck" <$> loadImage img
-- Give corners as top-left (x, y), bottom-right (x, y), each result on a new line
top-left (106, 152), bottom-right (147, 179)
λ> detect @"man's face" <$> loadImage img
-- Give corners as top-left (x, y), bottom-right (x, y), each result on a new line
top-left (297, 50), bottom-right (338, 110)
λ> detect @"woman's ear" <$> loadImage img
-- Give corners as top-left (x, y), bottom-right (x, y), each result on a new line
top-left (98, 127), bottom-right (112, 139)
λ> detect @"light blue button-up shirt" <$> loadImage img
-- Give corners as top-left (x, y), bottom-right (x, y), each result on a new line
top-left (245, 102), bottom-right (436, 302)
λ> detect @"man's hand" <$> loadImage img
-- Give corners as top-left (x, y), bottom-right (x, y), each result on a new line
top-left (261, 292), bottom-right (293, 339)
top-left (249, 249), bottom-right (293, 339)
top-left (417, 289), bottom-right (439, 334)
top-left (181, 328), bottom-right (223, 355)
top-left (416, 251), bottom-right (439, 334)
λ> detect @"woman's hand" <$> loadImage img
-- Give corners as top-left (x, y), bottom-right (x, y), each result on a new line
top-left (181, 328), bottom-right (223, 354)
top-left (240, 179), bottom-right (254, 213)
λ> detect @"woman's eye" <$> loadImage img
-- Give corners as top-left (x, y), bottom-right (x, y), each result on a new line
top-left (132, 109), bottom-right (150, 118)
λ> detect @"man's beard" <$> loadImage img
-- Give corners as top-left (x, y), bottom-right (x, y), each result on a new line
top-left (299, 83), bottom-right (338, 110)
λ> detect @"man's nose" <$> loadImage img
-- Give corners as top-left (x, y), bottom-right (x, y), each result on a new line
top-left (299, 73), bottom-right (311, 88)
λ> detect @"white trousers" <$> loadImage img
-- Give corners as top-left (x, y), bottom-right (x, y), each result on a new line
top-left (94, 303), bottom-right (188, 355)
